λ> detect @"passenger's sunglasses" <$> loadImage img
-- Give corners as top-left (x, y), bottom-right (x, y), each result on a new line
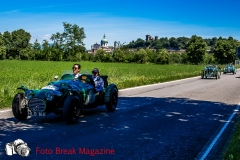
top-left (92, 71), bottom-right (97, 74)
top-left (72, 67), bottom-right (78, 70)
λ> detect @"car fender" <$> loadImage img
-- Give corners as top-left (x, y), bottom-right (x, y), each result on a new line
top-left (104, 84), bottom-right (118, 103)
top-left (64, 95), bottom-right (81, 107)
top-left (70, 90), bottom-right (84, 102)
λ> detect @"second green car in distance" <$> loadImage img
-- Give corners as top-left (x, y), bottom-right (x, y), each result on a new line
top-left (223, 64), bottom-right (236, 74)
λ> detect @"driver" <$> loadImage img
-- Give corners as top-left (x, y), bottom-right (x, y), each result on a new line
top-left (72, 64), bottom-right (81, 79)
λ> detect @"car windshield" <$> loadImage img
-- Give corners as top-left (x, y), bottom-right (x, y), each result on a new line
top-left (60, 70), bottom-right (92, 80)
top-left (60, 70), bottom-right (74, 80)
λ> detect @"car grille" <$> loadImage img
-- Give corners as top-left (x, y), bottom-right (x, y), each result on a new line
top-left (207, 69), bottom-right (213, 74)
top-left (28, 98), bottom-right (46, 112)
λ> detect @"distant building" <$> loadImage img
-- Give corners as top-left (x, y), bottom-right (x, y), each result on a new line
top-left (88, 34), bottom-right (117, 54)
top-left (146, 35), bottom-right (158, 41)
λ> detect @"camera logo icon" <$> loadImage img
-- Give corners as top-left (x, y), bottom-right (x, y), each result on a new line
top-left (5, 139), bottom-right (31, 157)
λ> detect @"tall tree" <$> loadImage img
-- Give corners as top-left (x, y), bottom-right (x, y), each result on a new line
top-left (0, 46), bottom-right (6, 60)
top-left (0, 33), bottom-right (3, 46)
top-left (32, 39), bottom-right (42, 60)
top-left (0, 33), bottom-right (6, 59)
top-left (211, 37), bottom-right (218, 46)
top-left (213, 37), bottom-right (238, 64)
top-left (169, 37), bottom-right (178, 48)
top-left (42, 40), bottom-right (52, 61)
top-left (177, 37), bottom-right (189, 49)
top-left (134, 38), bottom-right (146, 48)
top-left (50, 32), bottom-right (64, 61)
top-left (2, 31), bottom-right (13, 58)
top-left (11, 29), bottom-right (31, 60)
top-left (62, 22), bottom-right (86, 56)
top-left (20, 44), bottom-right (34, 60)
top-left (159, 37), bottom-right (170, 48)
top-left (185, 35), bottom-right (207, 64)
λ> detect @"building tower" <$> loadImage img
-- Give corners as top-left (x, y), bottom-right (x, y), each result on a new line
top-left (101, 34), bottom-right (108, 47)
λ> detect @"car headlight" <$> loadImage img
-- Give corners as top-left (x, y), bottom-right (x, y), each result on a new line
top-left (25, 90), bottom-right (33, 100)
top-left (45, 91), bottom-right (54, 101)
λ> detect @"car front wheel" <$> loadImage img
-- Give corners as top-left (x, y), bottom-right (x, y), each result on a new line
top-left (63, 96), bottom-right (82, 124)
top-left (12, 93), bottom-right (28, 120)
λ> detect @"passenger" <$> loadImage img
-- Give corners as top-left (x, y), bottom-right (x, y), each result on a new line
top-left (91, 68), bottom-right (104, 92)
top-left (72, 64), bottom-right (81, 79)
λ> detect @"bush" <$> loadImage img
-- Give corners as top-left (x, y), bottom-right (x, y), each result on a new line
top-left (155, 49), bottom-right (169, 64)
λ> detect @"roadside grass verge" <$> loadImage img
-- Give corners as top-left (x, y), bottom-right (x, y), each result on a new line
top-left (223, 118), bottom-right (240, 160)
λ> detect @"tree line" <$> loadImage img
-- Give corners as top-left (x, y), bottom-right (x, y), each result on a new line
top-left (0, 22), bottom-right (239, 64)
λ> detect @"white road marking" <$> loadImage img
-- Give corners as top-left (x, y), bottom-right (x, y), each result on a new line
top-left (199, 104), bottom-right (240, 160)
top-left (119, 75), bottom-right (200, 92)
top-left (0, 109), bottom-right (11, 113)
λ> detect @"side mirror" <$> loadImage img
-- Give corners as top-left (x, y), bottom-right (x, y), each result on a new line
top-left (54, 76), bottom-right (58, 80)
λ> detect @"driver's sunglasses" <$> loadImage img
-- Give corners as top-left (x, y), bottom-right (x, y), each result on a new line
top-left (92, 71), bottom-right (97, 74)
top-left (72, 67), bottom-right (78, 70)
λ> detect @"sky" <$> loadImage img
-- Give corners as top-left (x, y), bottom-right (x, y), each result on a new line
top-left (0, 0), bottom-right (240, 50)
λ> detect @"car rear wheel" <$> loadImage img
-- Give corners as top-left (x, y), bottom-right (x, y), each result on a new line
top-left (12, 93), bottom-right (28, 120)
top-left (201, 71), bottom-right (204, 79)
top-left (106, 87), bottom-right (118, 112)
top-left (63, 96), bottom-right (82, 124)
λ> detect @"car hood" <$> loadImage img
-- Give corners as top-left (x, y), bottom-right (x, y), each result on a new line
top-left (34, 79), bottom-right (86, 99)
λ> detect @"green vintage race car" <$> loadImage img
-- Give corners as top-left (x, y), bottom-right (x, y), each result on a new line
top-left (223, 64), bottom-right (236, 74)
top-left (201, 65), bottom-right (221, 80)
top-left (12, 72), bottom-right (118, 124)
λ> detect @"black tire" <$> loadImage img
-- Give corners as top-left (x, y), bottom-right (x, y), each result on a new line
top-left (106, 87), bottom-right (118, 112)
top-left (63, 96), bottom-right (82, 124)
top-left (215, 74), bottom-right (218, 80)
top-left (201, 71), bottom-right (204, 79)
top-left (12, 93), bottom-right (28, 120)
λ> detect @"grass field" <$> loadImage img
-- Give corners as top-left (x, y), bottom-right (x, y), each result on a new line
top-left (0, 60), bottom-right (204, 109)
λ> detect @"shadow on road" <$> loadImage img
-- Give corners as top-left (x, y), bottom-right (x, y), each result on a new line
top-left (0, 97), bottom-right (239, 160)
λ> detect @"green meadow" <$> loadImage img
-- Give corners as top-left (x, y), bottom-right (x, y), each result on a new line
top-left (0, 60), bottom-right (204, 108)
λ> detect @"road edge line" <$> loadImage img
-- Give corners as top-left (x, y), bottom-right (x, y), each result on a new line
top-left (0, 109), bottom-right (11, 113)
top-left (198, 104), bottom-right (240, 160)
top-left (119, 75), bottom-right (200, 92)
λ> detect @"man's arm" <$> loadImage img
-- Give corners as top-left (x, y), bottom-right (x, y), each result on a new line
top-left (95, 77), bottom-right (104, 92)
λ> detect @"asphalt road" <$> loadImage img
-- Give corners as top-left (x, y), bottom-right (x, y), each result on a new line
top-left (0, 72), bottom-right (240, 160)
